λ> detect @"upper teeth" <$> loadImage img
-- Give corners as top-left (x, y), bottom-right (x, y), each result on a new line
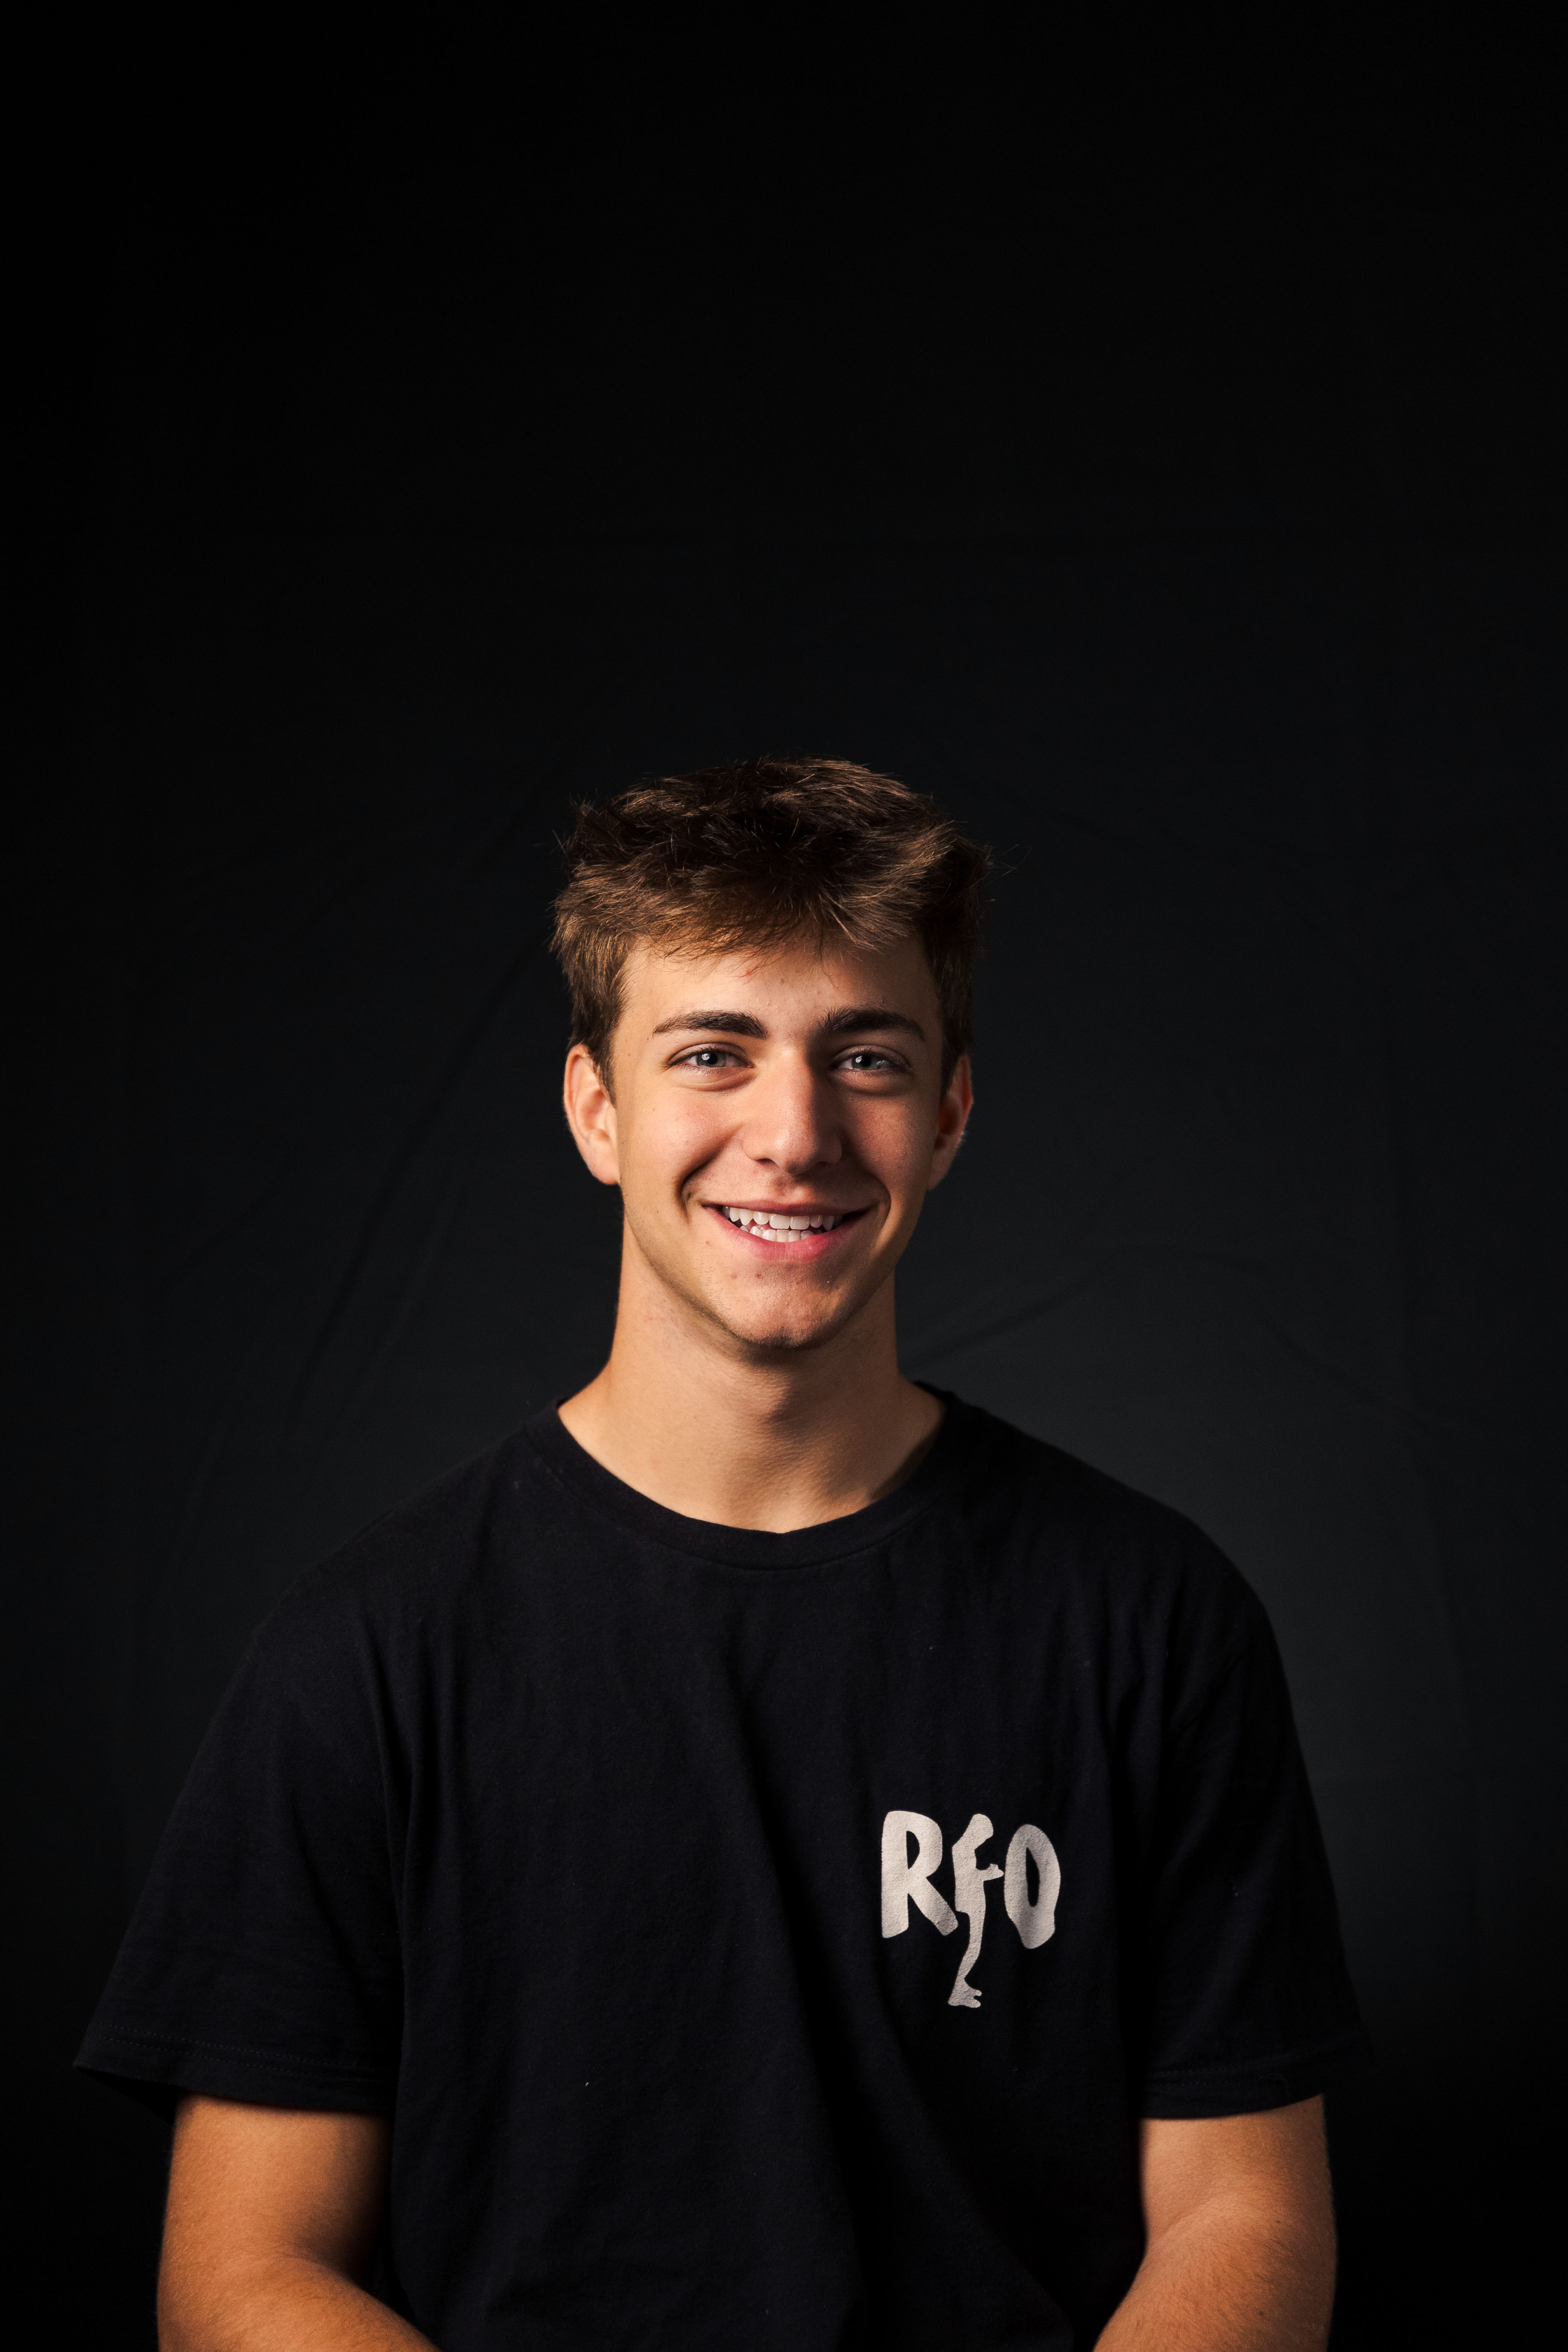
top-left (723, 1208), bottom-right (840, 1233)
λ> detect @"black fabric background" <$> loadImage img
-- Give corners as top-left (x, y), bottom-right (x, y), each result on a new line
top-left (8, 24), bottom-right (1565, 2346)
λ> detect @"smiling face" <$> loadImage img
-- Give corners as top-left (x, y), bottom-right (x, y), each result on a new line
top-left (563, 930), bottom-right (973, 1357)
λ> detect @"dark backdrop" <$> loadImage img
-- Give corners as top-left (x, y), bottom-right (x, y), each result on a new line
top-left (10, 26), bottom-right (1565, 2346)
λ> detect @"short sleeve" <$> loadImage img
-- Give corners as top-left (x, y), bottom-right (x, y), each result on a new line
top-left (75, 1584), bottom-right (402, 2117)
top-left (1135, 1585), bottom-right (1369, 2117)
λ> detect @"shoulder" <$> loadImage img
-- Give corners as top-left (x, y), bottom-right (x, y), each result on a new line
top-left (939, 1395), bottom-right (1269, 1662)
top-left (245, 1421), bottom-right (554, 1677)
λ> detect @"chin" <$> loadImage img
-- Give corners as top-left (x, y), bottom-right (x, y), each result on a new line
top-left (717, 1300), bottom-right (855, 1356)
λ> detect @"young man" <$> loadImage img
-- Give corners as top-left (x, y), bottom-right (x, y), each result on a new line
top-left (80, 759), bottom-right (1366, 2350)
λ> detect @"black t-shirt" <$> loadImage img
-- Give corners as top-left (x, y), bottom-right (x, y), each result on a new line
top-left (79, 1395), bottom-right (1366, 2349)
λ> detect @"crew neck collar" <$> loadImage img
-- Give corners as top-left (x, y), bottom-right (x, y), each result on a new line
top-left (523, 1387), bottom-right (968, 1570)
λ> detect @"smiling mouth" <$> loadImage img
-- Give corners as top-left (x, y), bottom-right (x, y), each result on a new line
top-left (706, 1204), bottom-right (868, 1243)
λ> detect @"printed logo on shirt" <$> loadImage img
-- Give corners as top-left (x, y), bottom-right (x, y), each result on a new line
top-left (880, 1810), bottom-right (1061, 2009)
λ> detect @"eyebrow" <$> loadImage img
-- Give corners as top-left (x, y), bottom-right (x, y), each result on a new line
top-left (821, 1007), bottom-right (926, 1042)
top-left (650, 1006), bottom-right (926, 1042)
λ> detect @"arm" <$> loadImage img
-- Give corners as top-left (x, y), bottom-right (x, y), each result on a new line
top-left (1096, 2096), bottom-right (1335, 2352)
top-left (159, 2095), bottom-right (436, 2351)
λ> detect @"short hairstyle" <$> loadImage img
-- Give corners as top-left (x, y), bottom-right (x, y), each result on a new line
top-left (553, 756), bottom-right (990, 1081)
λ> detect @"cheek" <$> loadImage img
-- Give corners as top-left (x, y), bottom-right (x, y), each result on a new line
top-left (851, 1099), bottom-right (937, 1194)
top-left (621, 1096), bottom-right (735, 1192)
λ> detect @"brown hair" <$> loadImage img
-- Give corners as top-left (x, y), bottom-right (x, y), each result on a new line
top-left (552, 756), bottom-right (989, 1081)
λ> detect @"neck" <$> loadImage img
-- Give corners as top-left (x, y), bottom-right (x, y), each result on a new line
top-left (557, 1247), bottom-right (942, 1532)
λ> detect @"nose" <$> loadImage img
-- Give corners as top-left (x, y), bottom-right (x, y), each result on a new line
top-left (738, 1052), bottom-right (843, 1177)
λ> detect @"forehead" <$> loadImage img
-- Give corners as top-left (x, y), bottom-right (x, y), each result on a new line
top-left (617, 931), bottom-right (938, 1035)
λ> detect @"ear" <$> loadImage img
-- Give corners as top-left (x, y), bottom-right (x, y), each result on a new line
top-left (925, 1053), bottom-right (974, 1191)
top-left (563, 1042), bottom-right (622, 1186)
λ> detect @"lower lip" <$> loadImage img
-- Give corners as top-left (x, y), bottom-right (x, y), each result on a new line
top-left (703, 1205), bottom-right (867, 1258)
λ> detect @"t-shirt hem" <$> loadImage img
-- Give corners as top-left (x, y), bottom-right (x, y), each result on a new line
top-left (74, 2030), bottom-right (395, 2121)
top-left (1139, 2025), bottom-right (1372, 2117)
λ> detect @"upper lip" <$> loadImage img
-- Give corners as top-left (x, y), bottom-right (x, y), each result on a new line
top-left (706, 1200), bottom-right (866, 1214)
